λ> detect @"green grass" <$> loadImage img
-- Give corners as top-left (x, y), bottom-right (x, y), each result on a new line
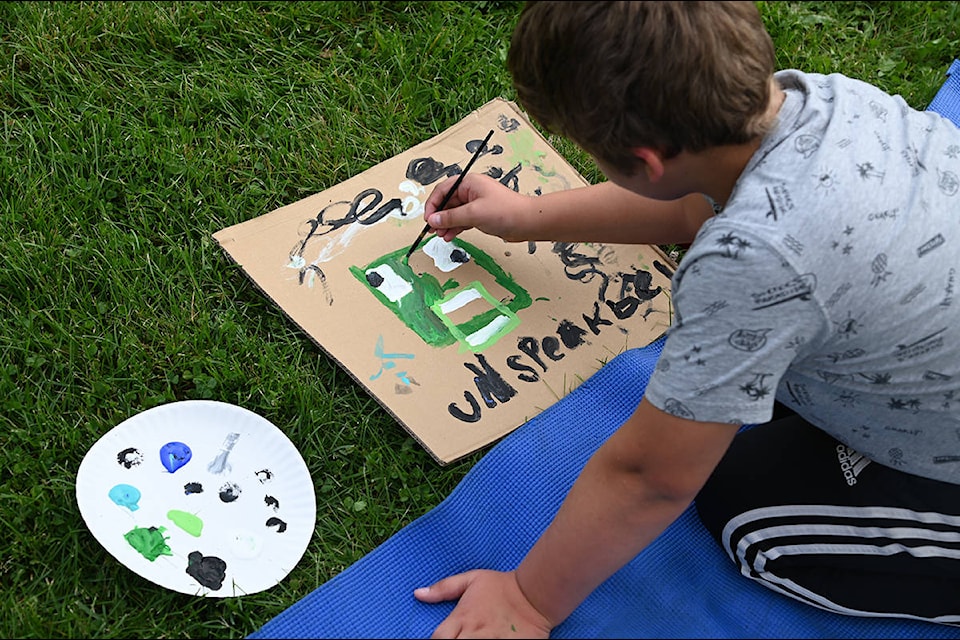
top-left (1, 1), bottom-right (957, 637)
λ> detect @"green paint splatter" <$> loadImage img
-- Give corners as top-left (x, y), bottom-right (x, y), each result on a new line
top-left (431, 281), bottom-right (521, 353)
top-left (124, 526), bottom-right (173, 561)
top-left (167, 509), bottom-right (204, 537)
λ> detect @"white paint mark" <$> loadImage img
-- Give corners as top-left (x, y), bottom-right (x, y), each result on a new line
top-left (438, 289), bottom-right (483, 314)
top-left (366, 265), bottom-right (412, 302)
top-left (424, 236), bottom-right (470, 272)
top-left (466, 315), bottom-right (512, 347)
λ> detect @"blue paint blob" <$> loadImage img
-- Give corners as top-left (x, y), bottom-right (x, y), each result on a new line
top-left (109, 484), bottom-right (142, 511)
top-left (160, 442), bottom-right (192, 473)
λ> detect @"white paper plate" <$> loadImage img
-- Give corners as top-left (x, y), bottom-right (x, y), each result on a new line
top-left (76, 400), bottom-right (316, 597)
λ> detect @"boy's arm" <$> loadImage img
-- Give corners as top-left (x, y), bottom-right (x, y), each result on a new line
top-left (415, 397), bottom-right (740, 637)
top-left (423, 174), bottom-right (714, 246)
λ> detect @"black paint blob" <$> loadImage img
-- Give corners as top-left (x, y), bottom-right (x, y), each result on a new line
top-left (218, 482), bottom-right (242, 503)
top-left (183, 482), bottom-right (203, 495)
top-left (266, 517), bottom-right (288, 533)
top-left (449, 249), bottom-right (470, 264)
top-left (255, 469), bottom-right (274, 484)
top-left (117, 447), bottom-right (144, 469)
top-left (185, 551), bottom-right (227, 590)
top-left (264, 495), bottom-right (280, 511)
top-left (365, 272), bottom-right (384, 287)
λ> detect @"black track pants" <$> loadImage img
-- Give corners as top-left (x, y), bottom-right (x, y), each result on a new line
top-left (695, 410), bottom-right (960, 625)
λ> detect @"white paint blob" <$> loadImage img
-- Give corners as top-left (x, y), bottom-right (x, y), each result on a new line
top-left (466, 315), bottom-right (512, 347)
top-left (437, 289), bottom-right (483, 314)
top-left (365, 265), bottom-right (413, 302)
top-left (424, 236), bottom-right (471, 272)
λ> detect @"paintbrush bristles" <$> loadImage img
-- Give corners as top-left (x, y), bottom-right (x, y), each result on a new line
top-left (404, 129), bottom-right (495, 261)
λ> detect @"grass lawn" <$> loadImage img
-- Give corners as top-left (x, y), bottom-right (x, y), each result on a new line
top-left (2, 1), bottom-right (958, 637)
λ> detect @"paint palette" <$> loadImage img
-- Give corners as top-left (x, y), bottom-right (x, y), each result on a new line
top-left (76, 400), bottom-right (316, 597)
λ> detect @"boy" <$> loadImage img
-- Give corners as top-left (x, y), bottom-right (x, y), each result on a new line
top-left (413, 2), bottom-right (960, 637)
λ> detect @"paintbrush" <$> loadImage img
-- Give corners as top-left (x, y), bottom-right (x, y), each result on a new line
top-left (404, 128), bottom-right (495, 262)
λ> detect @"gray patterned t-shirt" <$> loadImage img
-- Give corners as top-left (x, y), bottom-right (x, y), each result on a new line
top-left (643, 69), bottom-right (960, 484)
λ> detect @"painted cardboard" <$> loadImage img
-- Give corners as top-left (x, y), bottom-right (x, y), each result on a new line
top-left (213, 98), bottom-right (675, 464)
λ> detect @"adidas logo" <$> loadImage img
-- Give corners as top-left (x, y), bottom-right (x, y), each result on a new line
top-left (836, 444), bottom-right (871, 486)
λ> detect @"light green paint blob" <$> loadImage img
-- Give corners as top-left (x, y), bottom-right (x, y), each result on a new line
top-left (167, 509), bottom-right (204, 537)
top-left (507, 129), bottom-right (559, 183)
top-left (124, 526), bottom-right (173, 561)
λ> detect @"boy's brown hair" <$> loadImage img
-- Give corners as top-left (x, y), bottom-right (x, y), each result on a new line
top-left (508, 1), bottom-right (777, 174)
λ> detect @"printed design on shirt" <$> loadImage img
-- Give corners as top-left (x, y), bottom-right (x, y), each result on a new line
top-left (821, 347), bottom-right (865, 364)
top-left (836, 444), bottom-right (871, 486)
top-left (739, 373), bottom-right (773, 401)
top-left (833, 310), bottom-right (863, 340)
top-left (824, 282), bottom-right (852, 309)
top-left (728, 328), bottom-right (771, 352)
top-left (813, 167), bottom-right (838, 194)
top-left (873, 131), bottom-right (891, 152)
top-left (933, 454), bottom-right (960, 465)
top-left (923, 370), bottom-right (952, 382)
top-left (868, 100), bottom-right (888, 122)
top-left (833, 390), bottom-right (860, 408)
top-left (944, 391), bottom-right (957, 410)
top-left (750, 273), bottom-right (816, 310)
top-left (830, 225), bottom-right (855, 256)
top-left (655, 358), bottom-right (670, 373)
top-left (782, 234), bottom-right (803, 256)
top-left (937, 168), bottom-right (959, 196)
top-left (702, 300), bottom-right (728, 317)
top-left (856, 161), bottom-right (885, 182)
top-left (857, 371), bottom-right (892, 385)
top-left (715, 232), bottom-right (751, 258)
top-left (851, 425), bottom-right (872, 439)
top-left (884, 425), bottom-right (922, 436)
top-left (917, 233), bottom-right (945, 258)
top-left (901, 144), bottom-right (926, 176)
top-left (794, 135), bottom-right (820, 159)
top-left (764, 183), bottom-right (795, 221)
top-left (899, 283), bottom-right (926, 305)
top-left (941, 268), bottom-right (955, 309)
top-left (662, 398), bottom-right (695, 420)
top-left (786, 335), bottom-right (806, 351)
top-left (946, 144), bottom-right (960, 160)
top-left (682, 345), bottom-right (706, 366)
top-left (887, 447), bottom-right (905, 466)
top-left (887, 397), bottom-right (922, 413)
top-left (837, 138), bottom-right (852, 149)
top-left (784, 381), bottom-right (812, 406)
top-left (867, 207), bottom-right (898, 222)
top-left (869, 253), bottom-right (892, 287)
top-left (894, 328), bottom-right (947, 362)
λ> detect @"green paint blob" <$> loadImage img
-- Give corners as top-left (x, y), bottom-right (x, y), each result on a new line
top-left (124, 526), bottom-right (173, 561)
top-left (167, 509), bottom-right (204, 537)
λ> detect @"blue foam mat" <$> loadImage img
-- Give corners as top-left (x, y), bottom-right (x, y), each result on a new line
top-left (252, 62), bottom-right (960, 639)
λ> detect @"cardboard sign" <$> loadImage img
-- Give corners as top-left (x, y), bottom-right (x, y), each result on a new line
top-left (214, 98), bottom-right (675, 464)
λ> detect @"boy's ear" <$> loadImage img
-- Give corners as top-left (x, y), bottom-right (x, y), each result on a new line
top-left (631, 147), bottom-right (665, 182)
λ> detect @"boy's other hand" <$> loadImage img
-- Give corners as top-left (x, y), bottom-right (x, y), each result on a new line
top-left (424, 174), bottom-right (533, 243)
top-left (414, 569), bottom-right (553, 639)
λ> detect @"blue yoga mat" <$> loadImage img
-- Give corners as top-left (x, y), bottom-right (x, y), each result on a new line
top-left (251, 63), bottom-right (960, 639)
top-left (252, 336), bottom-right (959, 639)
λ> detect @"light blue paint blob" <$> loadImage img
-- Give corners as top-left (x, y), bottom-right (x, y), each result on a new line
top-left (109, 484), bottom-right (142, 511)
top-left (159, 441), bottom-right (192, 473)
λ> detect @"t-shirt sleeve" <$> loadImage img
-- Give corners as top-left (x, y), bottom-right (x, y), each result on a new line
top-left (644, 226), bottom-right (828, 425)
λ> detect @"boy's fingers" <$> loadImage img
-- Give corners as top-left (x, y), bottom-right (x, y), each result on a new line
top-left (413, 573), bottom-right (473, 603)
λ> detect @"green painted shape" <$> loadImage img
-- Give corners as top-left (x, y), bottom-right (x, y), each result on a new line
top-left (431, 281), bottom-right (522, 353)
top-left (167, 509), bottom-right (204, 537)
top-left (507, 129), bottom-right (557, 183)
top-left (352, 237), bottom-right (531, 351)
top-left (124, 526), bottom-right (173, 561)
